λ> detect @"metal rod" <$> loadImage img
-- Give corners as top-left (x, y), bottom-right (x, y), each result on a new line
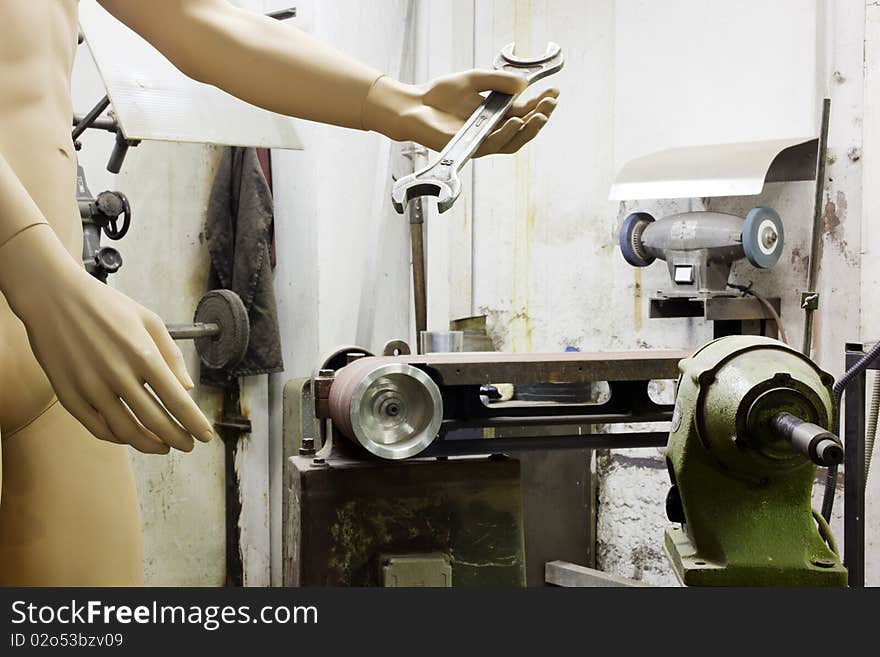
top-left (72, 115), bottom-right (117, 133)
top-left (166, 322), bottom-right (221, 341)
top-left (443, 410), bottom-right (673, 429)
top-left (410, 217), bottom-right (428, 340)
top-left (422, 431), bottom-right (669, 457)
top-left (844, 347), bottom-right (866, 587)
top-left (72, 95), bottom-right (111, 142)
top-left (802, 98), bottom-right (832, 357)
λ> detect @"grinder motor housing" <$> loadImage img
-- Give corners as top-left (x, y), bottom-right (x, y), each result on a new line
top-left (620, 208), bottom-right (785, 297)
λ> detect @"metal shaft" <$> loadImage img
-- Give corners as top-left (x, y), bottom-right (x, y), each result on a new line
top-left (409, 202), bottom-right (428, 342)
top-left (166, 322), bottom-right (221, 341)
top-left (772, 412), bottom-right (843, 466)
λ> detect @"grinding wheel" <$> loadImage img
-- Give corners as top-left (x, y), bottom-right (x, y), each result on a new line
top-left (193, 289), bottom-right (250, 371)
top-left (329, 358), bottom-right (443, 460)
top-left (619, 212), bottom-right (656, 267)
top-left (742, 207), bottom-right (784, 269)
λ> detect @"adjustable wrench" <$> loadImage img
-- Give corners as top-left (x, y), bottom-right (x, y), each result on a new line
top-left (392, 43), bottom-right (564, 215)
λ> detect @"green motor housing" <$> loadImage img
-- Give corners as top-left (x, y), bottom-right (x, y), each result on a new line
top-left (664, 335), bottom-right (847, 586)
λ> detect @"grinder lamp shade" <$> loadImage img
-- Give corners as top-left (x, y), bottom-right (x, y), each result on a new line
top-left (329, 361), bottom-right (443, 460)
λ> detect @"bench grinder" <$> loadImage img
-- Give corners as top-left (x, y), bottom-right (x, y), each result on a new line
top-left (664, 335), bottom-right (847, 586)
top-left (620, 207), bottom-right (784, 296)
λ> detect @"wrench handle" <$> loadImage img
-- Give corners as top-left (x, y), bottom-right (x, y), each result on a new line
top-left (435, 91), bottom-right (515, 172)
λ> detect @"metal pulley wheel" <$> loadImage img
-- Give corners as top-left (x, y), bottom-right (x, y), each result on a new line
top-left (192, 290), bottom-right (250, 371)
top-left (742, 207), bottom-right (784, 269)
top-left (329, 359), bottom-right (443, 460)
top-left (619, 212), bottom-right (656, 267)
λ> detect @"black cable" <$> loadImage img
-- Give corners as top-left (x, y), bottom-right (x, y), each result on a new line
top-left (727, 283), bottom-right (788, 344)
top-left (821, 340), bottom-right (880, 521)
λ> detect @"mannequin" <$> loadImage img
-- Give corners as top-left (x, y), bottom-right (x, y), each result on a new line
top-left (0, 0), bottom-right (558, 585)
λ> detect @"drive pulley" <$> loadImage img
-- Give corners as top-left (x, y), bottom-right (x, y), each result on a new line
top-left (328, 358), bottom-right (443, 460)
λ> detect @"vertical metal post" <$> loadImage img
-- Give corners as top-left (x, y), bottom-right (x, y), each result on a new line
top-left (843, 346), bottom-right (866, 587)
top-left (402, 143), bottom-right (429, 347)
top-left (409, 198), bottom-right (428, 341)
top-left (802, 98), bottom-right (832, 357)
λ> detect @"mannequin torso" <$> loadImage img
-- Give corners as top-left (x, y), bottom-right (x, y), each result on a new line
top-left (0, 0), bottom-right (82, 433)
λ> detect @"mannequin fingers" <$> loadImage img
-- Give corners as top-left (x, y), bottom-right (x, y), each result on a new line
top-left (455, 86), bottom-right (559, 122)
top-left (474, 117), bottom-right (525, 158)
top-left (124, 385), bottom-right (196, 452)
top-left (518, 97), bottom-right (559, 124)
top-left (54, 386), bottom-right (119, 444)
top-left (99, 395), bottom-right (171, 455)
top-left (144, 313), bottom-right (195, 390)
top-left (146, 367), bottom-right (215, 443)
top-left (498, 113), bottom-right (550, 155)
top-left (507, 88), bottom-right (560, 118)
top-left (461, 69), bottom-right (528, 95)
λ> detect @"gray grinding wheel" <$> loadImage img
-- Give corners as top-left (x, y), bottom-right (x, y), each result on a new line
top-left (743, 207), bottom-right (784, 269)
top-left (193, 290), bottom-right (250, 371)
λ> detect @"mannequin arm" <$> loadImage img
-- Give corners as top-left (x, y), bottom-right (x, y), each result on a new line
top-left (0, 152), bottom-right (213, 453)
top-left (97, 0), bottom-right (558, 155)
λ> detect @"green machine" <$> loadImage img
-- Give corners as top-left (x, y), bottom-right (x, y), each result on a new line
top-left (664, 335), bottom-right (848, 586)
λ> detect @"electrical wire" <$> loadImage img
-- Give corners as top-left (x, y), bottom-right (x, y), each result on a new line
top-left (727, 283), bottom-right (789, 345)
top-left (812, 507), bottom-right (839, 555)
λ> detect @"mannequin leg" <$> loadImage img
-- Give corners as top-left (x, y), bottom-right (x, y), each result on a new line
top-left (0, 400), bottom-right (143, 586)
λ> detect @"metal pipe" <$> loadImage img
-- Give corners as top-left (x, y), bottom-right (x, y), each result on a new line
top-left (410, 218), bottom-right (427, 339)
top-left (72, 95), bottom-right (111, 142)
top-left (107, 131), bottom-right (134, 174)
top-left (72, 115), bottom-right (118, 133)
top-left (771, 412), bottom-right (843, 466)
top-left (802, 98), bottom-right (832, 357)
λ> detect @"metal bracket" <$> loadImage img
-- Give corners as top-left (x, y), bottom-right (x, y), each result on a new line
top-left (801, 292), bottom-right (820, 311)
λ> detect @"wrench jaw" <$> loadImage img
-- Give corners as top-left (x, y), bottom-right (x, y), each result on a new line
top-left (391, 175), bottom-right (461, 215)
top-left (493, 42), bottom-right (565, 84)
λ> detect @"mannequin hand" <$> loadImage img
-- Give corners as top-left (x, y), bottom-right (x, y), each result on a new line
top-left (363, 71), bottom-right (559, 157)
top-left (0, 226), bottom-right (214, 454)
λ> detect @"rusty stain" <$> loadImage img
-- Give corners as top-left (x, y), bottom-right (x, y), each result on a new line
top-left (821, 191), bottom-right (847, 253)
top-left (788, 245), bottom-right (809, 275)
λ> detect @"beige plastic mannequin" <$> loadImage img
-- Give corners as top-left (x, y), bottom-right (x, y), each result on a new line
top-left (0, 0), bottom-right (558, 586)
